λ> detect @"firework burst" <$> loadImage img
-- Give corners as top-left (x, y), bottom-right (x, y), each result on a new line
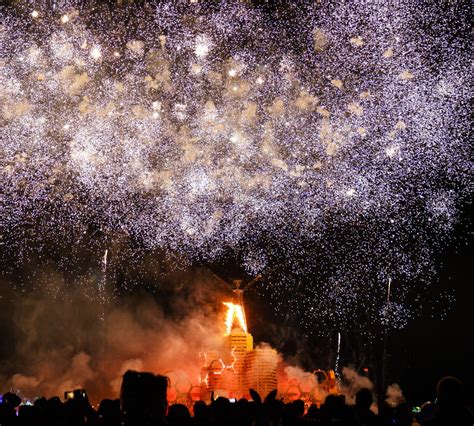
top-left (1, 1), bottom-right (470, 331)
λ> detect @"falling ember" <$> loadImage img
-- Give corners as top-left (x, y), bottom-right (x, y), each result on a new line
top-left (223, 302), bottom-right (247, 335)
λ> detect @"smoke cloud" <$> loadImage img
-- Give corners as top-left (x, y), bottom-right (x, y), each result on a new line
top-left (340, 366), bottom-right (374, 403)
top-left (0, 260), bottom-right (228, 403)
top-left (0, 245), bottom-right (392, 408)
top-left (385, 383), bottom-right (405, 407)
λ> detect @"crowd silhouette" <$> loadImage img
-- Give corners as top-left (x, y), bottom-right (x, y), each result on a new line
top-left (0, 372), bottom-right (472, 426)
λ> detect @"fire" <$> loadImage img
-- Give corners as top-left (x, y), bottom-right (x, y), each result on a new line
top-left (223, 302), bottom-right (247, 334)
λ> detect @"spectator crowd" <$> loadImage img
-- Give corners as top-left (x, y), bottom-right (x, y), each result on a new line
top-left (0, 372), bottom-right (472, 426)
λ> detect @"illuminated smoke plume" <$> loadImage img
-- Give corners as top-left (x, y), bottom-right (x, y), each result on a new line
top-left (385, 383), bottom-right (405, 407)
top-left (1, 2), bottom-right (470, 333)
top-left (340, 366), bottom-right (375, 405)
top-left (1, 271), bottom-right (226, 402)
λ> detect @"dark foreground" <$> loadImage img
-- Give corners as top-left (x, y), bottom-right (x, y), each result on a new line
top-left (0, 371), bottom-right (472, 426)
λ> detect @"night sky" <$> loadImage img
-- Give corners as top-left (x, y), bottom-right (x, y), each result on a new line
top-left (1, 0), bottom-right (472, 407)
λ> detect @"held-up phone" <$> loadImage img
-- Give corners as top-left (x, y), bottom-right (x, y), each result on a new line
top-left (64, 389), bottom-right (87, 400)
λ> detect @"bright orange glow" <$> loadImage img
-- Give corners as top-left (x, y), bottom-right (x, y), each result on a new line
top-left (228, 347), bottom-right (237, 371)
top-left (223, 302), bottom-right (247, 334)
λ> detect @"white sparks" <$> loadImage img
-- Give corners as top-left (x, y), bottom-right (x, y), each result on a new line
top-left (90, 46), bottom-right (102, 60)
top-left (1, 1), bottom-right (469, 335)
top-left (194, 35), bottom-right (211, 58)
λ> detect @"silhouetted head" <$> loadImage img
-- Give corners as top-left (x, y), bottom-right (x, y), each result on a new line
top-left (321, 394), bottom-right (347, 420)
top-left (98, 398), bottom-right (121, 424)
top-left (18, 404), bottom-right (42, 423)
top-left (211, 397), bottom-right (233, 423)
top-left (120, 370), bottom-right (168, 425)
top-left (305, 404), bottom-right (320, 419)
top-left (2, 392), bottom-right (21, 408)
top-left (167, 403), bottom-right (191, 426)
top-left (436, 376), bottom-right (463, 407)
top-left (324, 394), bottom-right (343, 410)
top-left (193, 400), bottom-right (208, 419)
top-left (34, 397), bottom-right (47, 409)
top-left (64, 397), bottom-right (89, 426)
top-left (39, 397), bottom-right (65, 425)
top-left (356, 388), bottom-right (373, 411)
top-left (264, 398), bottom-right (284, 422)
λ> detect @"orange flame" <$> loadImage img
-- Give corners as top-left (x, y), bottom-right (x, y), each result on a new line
top-left (223, 302), bottom-right (247, 334)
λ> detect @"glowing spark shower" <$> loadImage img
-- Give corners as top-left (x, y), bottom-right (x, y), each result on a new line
top-left (1, 2), bottom-right (470, 332)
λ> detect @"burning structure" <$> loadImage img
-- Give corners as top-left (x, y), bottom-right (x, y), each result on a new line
top-left (199, 276), bottom-right (278, 400)
top-left (165, 276), bottom-right (339, 406)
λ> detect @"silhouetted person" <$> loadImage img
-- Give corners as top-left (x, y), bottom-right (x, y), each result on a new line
top-left (354, 388), bottom-right (380, 426)
top-left (262, 390), bottom-right (284, 426)
top-left (167, 403), bottom-right (191, 426)
top-left (320, 394), bottom-right (353, 426)
top-left (98, 398), bottom-right (121, 426)
top-left (423, 376), bottom-right (473, 426)
top-left (210, 396), bottom-right (238, 426)
top-left (304, 404), bottom-right (320, 422)
top-left (17, 404), bottom-right (43, 426)
top-left (120, 370), bottom-right (169, 426)
top-left (0, 392), bottom-right (21, 426)
top-left (191, 400), bottom-right (209, 426)
top-left (64, 390), bottom-right (98, 426)
top-left (235, 398), bottom-right (253, 426)
top-left (45, 396), bottom-right (67, 426)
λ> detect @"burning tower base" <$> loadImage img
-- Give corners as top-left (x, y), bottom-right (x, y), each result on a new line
top-left (200, 297), bottom-right (278, 400)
